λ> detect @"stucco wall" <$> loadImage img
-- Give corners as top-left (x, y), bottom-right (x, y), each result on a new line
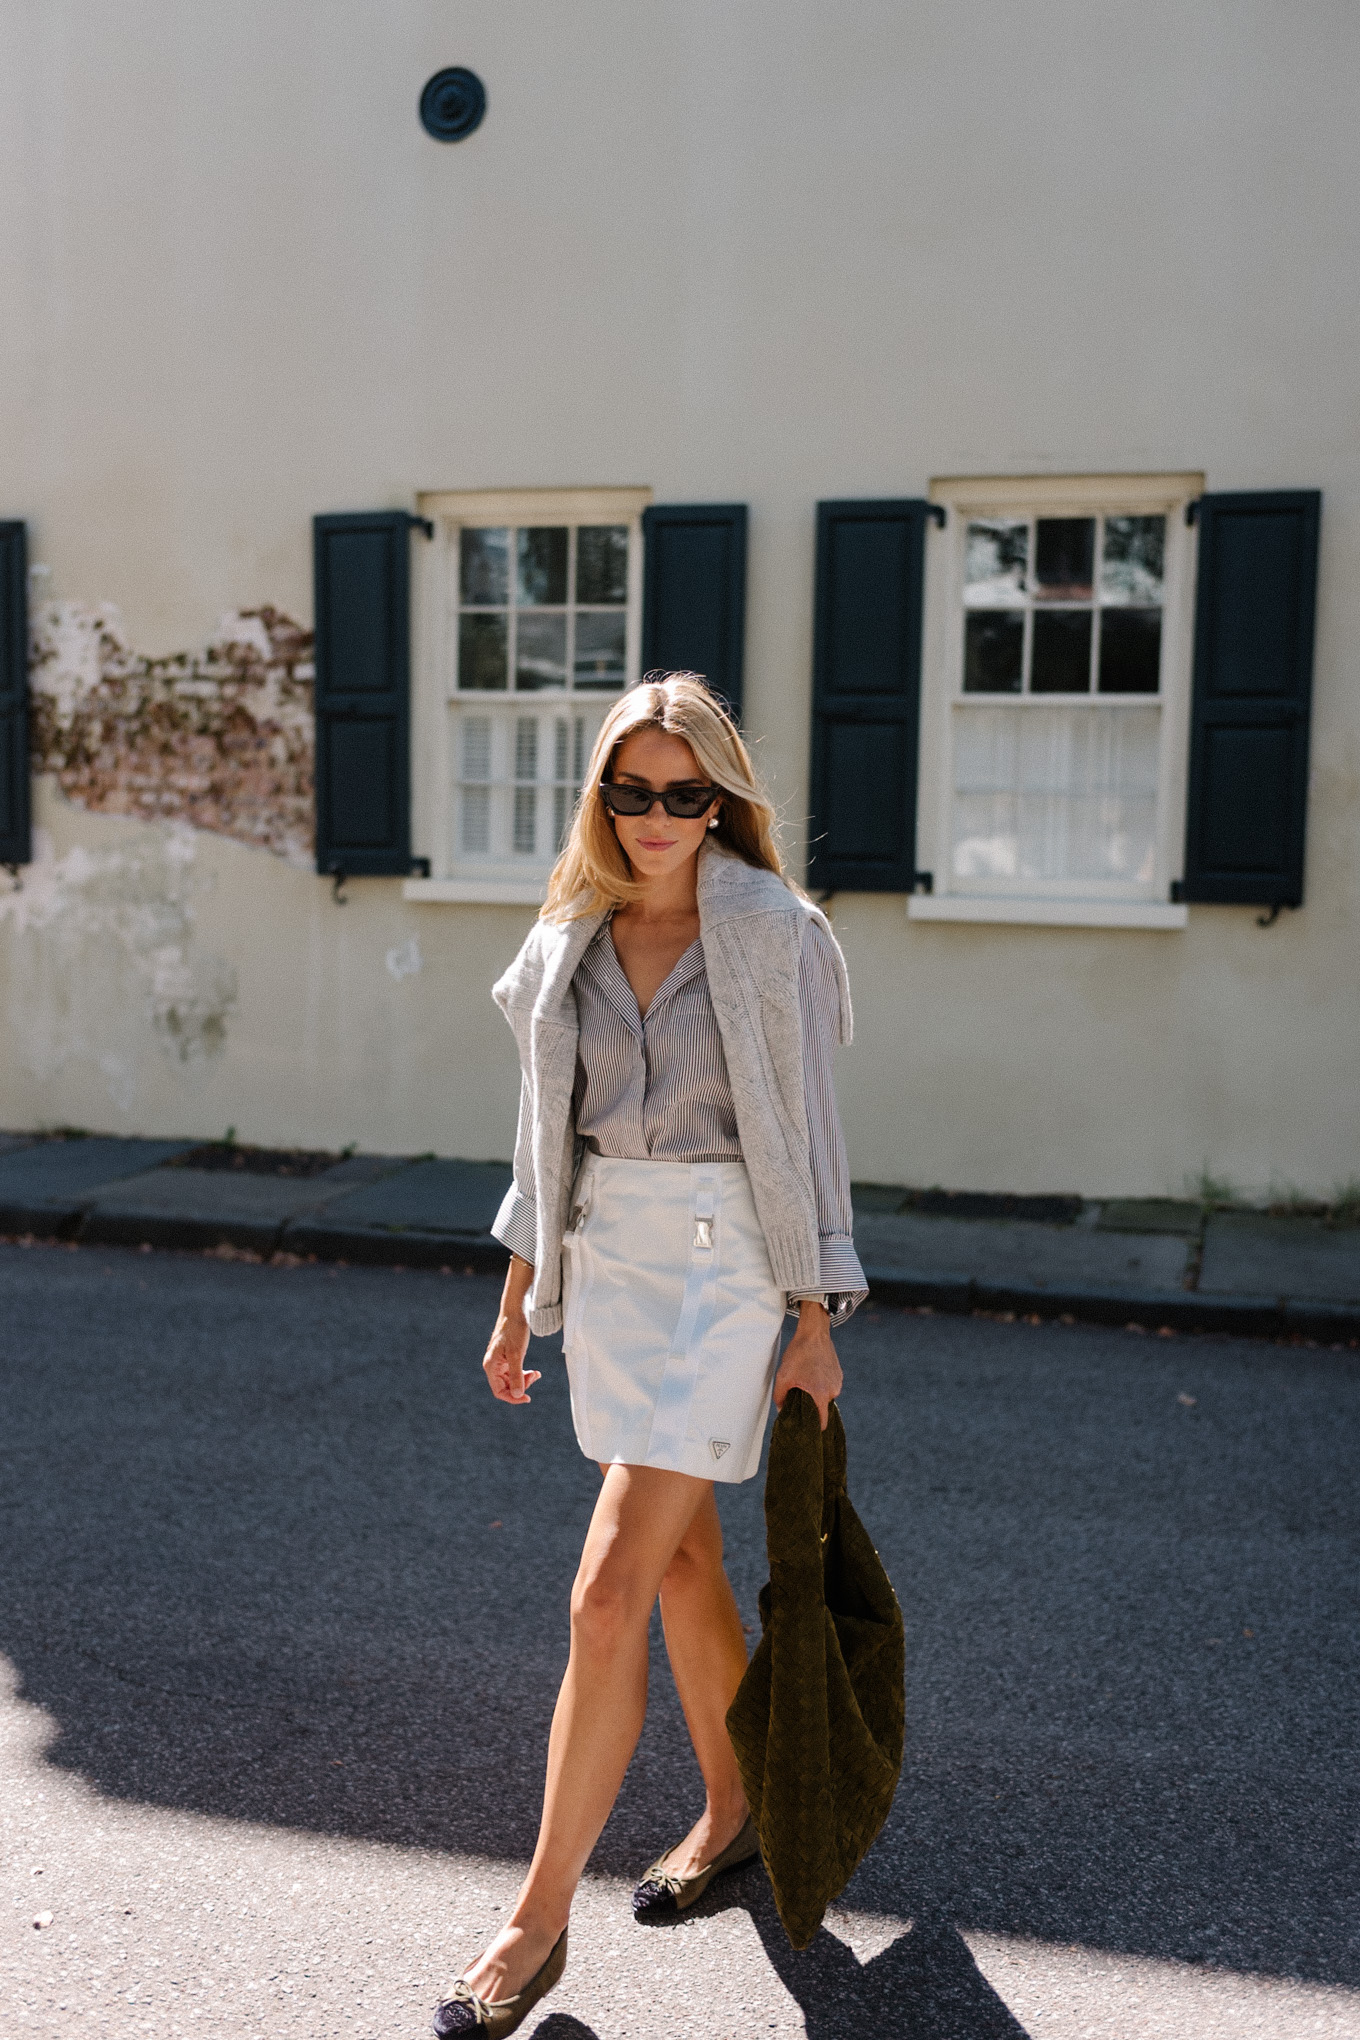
top-left (1, 0), bottom-right (1356, 1193)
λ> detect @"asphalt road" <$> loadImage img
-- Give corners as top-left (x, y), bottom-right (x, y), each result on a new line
top-left (1, 1242), bottom-right (1357, 2039)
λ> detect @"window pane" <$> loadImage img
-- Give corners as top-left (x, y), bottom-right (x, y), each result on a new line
top-left (952, 704), bottom-right (1159, 884)
top-left (1015, 707), bottom-right (1157, 881)
top-left (459, 612), bottom-right (508, 690)
top-left (458, 719), bottom-right (492, 855)
top-left (575, 611), bottom-right (627, 689)
top-left (1098, 608), bottom-right (1162, 693)
top-left (513, 786), bottom-right (537, 854)
top-left (513, 717), bottom-right (538, 854)
top-left (1035, 518), bottom-right (1095, 600)
top-left (460, 785), bottom-right (490, 854)
top-left (460, 528), bottom-right (508, 606)
top-left (963, 611), bottom-right (1024, 692)
top-left (514, 717), bottom-right (538, 782)
top-left (576, 525), bottom-right (629, 605)
top-left (1031, 608), bottom-right (1092, 693)
top-left (517, 527), bottom-right (568, 606)
top-left (964, 519), bottom-right (1028, 606)
top-left (516, 613), bottom-right (567, 691)
top-left (1102, 515), bottom-right (1165, 605)
top-left (462, 715), bottom-right (492, 781)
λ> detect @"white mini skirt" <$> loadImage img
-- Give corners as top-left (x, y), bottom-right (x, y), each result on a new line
top-left (560, 1153), bottom-right (786, 1484)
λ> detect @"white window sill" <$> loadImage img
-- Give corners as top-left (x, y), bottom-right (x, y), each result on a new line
top-left (907, 894), bottom-right (1188, 930)
top-left (403, 877), bottom-right (546, 906)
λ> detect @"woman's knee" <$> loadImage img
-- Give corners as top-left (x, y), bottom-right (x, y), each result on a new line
top-left (661, 1518), bottom-right (724, 1598)
top-left (570, 1562), bottom-right (649, 1656)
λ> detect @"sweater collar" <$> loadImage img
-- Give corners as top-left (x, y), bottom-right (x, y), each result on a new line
top-left (532, 845), bottom-right (793, 1029)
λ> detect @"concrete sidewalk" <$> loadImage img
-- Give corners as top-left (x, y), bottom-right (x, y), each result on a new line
top-left (0, 1131), bottom-right (1358, 1342)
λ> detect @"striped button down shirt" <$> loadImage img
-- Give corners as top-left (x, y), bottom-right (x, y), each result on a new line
top-left (495, 918), bottom-right (867, 1324)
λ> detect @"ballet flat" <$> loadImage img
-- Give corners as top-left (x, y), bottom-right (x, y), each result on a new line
top-left (431, 1927), bottom-right (567, 2036)
top-left (631, 1814), bottom-right (760, 1920)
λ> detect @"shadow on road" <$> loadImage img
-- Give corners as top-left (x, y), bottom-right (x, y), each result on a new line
top-left (1, 1246), bottom-right (1357, 1995)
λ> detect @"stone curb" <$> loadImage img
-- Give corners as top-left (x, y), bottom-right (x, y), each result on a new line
top-left (3, 1199), bottom-right (1358, 1342)
top-left (860, 1265), bottom-right (1360, 1344)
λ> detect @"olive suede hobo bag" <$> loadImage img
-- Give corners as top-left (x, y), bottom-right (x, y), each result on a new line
top-left (725, 1390), bottom-right (906, 1949)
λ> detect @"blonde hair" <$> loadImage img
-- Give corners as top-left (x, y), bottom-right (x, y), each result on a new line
top-left (543, 673), bottom-right (790, 921)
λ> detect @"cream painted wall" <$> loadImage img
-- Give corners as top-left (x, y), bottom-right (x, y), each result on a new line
top-left (1, 1), bottom-right (1356, 1193)
top-left (2, 780), bottom-right (530, 1158)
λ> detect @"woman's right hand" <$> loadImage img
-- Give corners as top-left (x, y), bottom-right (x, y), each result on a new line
top-left (483, 1255), bottom-right (540, 1404)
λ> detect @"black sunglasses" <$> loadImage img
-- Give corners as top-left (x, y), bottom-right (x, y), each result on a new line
top-left (599, 781), bottom-right (721, 820)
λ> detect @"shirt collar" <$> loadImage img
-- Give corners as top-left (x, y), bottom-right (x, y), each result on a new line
top-left (581, 921), bottom-right (706, 1028)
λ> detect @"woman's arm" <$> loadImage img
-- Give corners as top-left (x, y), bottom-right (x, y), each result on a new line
top-left (483, 1252), bottom-right (541, 1404)
top-left (789, 921), bottom-right (868, 1329)
top-left (773, 1297), bottom-right (843, 1429)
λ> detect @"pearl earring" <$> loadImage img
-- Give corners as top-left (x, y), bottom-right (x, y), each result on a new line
top-left (708, 815), bottom-right (719, 830)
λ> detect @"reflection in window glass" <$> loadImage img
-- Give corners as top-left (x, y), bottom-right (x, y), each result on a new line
top-left (964, 612), bottom-right (1024, 693)
top-left (1031, 609), bottom-right (1092, 693)
top-left (460, 528), bottom-right (508, 607)
top-left (517, 528), bottom-right (568, 607)
top-left (576, 526), bottom-right (629, 605)
top-left (459, 612), bottom-right (508, 690)
top-left (516, 614), bottom-right (568, 691)
top-left (1035, 518), bottom-right (1095, 600)
top-left (1098, 609), bottom-right (1162, 693)
top-left (1101, 516), bottom-right (1165, 605)
top-left (575, 611), bottom-right (628, 689)
top-left (964, 520), bottom-right (1028, 606)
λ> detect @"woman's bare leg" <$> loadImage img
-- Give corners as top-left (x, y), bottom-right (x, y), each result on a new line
top-left (460, 1463), bottom-right (710, 2003)
top-left (653, 1487), bottom-right (751, 1875)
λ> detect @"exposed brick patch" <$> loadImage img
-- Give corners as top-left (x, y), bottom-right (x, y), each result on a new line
top-left (29, 602), bottom-right (315, 865)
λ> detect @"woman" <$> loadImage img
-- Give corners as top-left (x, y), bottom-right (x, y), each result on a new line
top-left (433, 674), bottom-right (866, 2037)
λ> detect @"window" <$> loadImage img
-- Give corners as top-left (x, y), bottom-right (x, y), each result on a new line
top-left (913, 474), bottom-right (1202, 927)
top-left (406, 489), bottom-right (649, 901)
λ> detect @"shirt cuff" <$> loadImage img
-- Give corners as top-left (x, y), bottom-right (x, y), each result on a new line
top-left (787, 1236), bottom-right (868, 1327)
top-left (491, 1185), bottom-right (538, 1265)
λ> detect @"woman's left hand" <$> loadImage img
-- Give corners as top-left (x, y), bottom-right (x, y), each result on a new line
top-left (773, 1299), bottom-right (843, 1430)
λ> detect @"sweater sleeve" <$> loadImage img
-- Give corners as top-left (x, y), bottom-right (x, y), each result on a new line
top-left (490, 1073), bottom-right (539, 1265)
top-left (786, 920), bottom-right (868, 1327)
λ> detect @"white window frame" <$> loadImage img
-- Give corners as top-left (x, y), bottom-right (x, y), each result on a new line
top-left (406, 487), bottom-right (651, 904)
top-left (911, 472), bottom-right (1203, 929)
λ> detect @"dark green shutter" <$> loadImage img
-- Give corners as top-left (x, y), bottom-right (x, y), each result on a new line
top-left (1181, 490), bottom-right (1321, 908)
top-left (313, 511), bottom-right (415, 878)
top-left (0, 522), bottom-right (30, 868)
top-left (808, 499), bottom-right (930, 893)
top-left (641, 504), bottom-right (747, 719)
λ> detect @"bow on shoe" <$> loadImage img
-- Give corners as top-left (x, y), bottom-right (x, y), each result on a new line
top-left (432, 1979), bottom-right (493, 2035)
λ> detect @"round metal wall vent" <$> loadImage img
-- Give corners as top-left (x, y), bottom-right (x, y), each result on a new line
top-left (419, 67), bottom-right (486, 142)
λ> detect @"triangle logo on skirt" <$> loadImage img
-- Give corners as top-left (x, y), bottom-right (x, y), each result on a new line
top-left (710, 1439), bottom-right (731, 1460)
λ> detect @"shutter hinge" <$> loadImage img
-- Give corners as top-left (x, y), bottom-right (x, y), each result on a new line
top-left (912, 870), bottom-right (934, 894)
top-left (4, 862), bottom-right (21, 893)
top-left (409, 856), bottom-right (431, 878)
top-left (926, 505), bottom-right (947, 528)
top-left (331, 867), bottom-right (348, 904)
top-left (406, 513), bottom-right (435, 540)
top-left (1185, 498), bottom-right (1203, 527)
top-left (1256, 901), bottom-right (1297, 929)
top-left (1169, 880), bottom-right (1185, 902)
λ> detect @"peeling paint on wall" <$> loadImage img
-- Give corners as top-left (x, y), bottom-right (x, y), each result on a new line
top-left (0, 822), bottom-right (237, 1111)
top-left (29, 601), bottom-right (315, 866)
top-left (385, 936), bottom-right (423, 980)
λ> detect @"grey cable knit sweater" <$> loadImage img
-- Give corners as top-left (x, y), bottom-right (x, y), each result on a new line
top-left (490, 841), bottom-right (860, 1338)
